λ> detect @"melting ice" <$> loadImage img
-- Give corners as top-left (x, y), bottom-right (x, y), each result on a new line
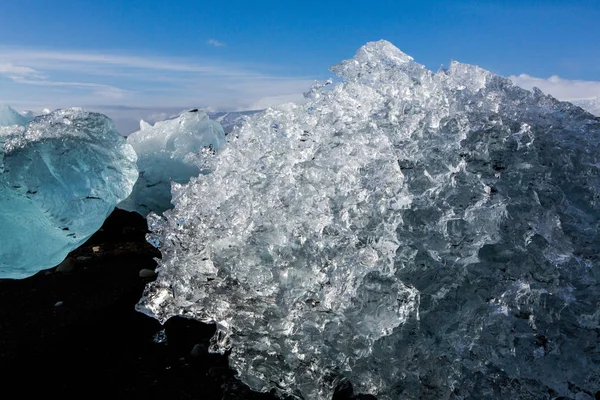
top-left (0, 108), bottom-right (138, 279)
top-left (138, 40), bottom-right (600, 399)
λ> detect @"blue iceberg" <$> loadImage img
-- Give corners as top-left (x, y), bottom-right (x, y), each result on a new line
top-left (117, 110), bottom-right (226, 216)
top-left (0, 108), bottom-right (138, 279)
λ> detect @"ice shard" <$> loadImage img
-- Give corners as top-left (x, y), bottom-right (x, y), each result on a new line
top-left (138, 41), bottom-right (600, 399)
top-left (0, 108), bottom-right (138, 279)
top-left (117, 110), bottom-right (226, 216)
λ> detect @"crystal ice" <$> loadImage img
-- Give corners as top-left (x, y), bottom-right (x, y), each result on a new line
top-left (138, 41), bottom-right (600, 399)
top-left (117, 110), bottom-right (226, 216)
top-left (0, 108), bottom-right (138, 279)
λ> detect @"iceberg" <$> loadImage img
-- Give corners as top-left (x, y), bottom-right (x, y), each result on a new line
top-left (138, 41), bottom-right (600, 399)
top-left (117, 110), bottom-right (226, 216)
top-left (0, 104), bottom-right (32, 127)
top-left (0, 108), bottom-right (138, 279)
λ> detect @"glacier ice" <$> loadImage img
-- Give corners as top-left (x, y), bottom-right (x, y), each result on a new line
top-left (117, 110), bottom-right (226, 216)
top-left (0, 104), bottom-right (32, 127)
top-left (0, 108), bottom-right (138, 279)
top-left (138, 41), bottom-right (600, 399)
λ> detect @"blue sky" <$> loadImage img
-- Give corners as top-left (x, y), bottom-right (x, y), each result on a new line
top-left (1, 0), bottom-right (599, 132)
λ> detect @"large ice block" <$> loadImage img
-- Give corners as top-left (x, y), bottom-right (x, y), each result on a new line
top-left (0, 108), bottom-right (138, 279)
top-left (117, 110), bottom-right (226, 216)
top-left (138, 41), bottom-right (600, 399)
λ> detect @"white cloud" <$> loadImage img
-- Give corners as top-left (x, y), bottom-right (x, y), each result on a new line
top-left (509, 74), bottom-right (600, 101)
top-left (206, 39), bottom-right (226, 47)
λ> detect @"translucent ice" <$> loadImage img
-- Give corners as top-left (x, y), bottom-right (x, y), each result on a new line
top-left (0, 108), bottom-right (138, 279)
top-left (0, 104), bottom-right (32, 127)
top-left (117, 110), bottom-right (226, 216)
top-left (138, 41), bottom-right (600, 399)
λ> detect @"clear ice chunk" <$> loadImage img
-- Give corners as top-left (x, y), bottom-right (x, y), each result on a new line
top-left (138, 41), bottom-right (600, 399)
top-left (0, 108), bottom-right (138, 279)
top-left (117, 110), bottom-right (226, 216)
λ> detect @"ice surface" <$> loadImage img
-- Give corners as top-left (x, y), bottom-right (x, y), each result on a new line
top-left (0, 104), bottom-right (32, 127)
top-left (117, 110), bottom-right (226, 216)
top-left (138, 41), bottom-right (600, 399)
top-left (0, 108), bottom-right (137, 279)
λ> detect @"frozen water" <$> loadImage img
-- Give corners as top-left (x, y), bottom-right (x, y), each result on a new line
top-left (0, 104), bottom-right (32, 127)
top-left (138, 41), bottom-right (600, 399)
top-left (0, 108), bottom-right (138, 279)
top-left (117, 110), bottom-right (226, 216)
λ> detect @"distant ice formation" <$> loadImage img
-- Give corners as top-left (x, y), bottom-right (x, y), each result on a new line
top-left (139, 41), bottom-right (600, 399)
top-left (0, 104), bottom-right (32, 127)
top-left (572, 96), bottom-right (600, 117)
top-left (0, 108), bottom-right (138, 279)
top-left (208, 110), bottom-right (262, 134)
top-left (117, 110), bottom-right (226, 216)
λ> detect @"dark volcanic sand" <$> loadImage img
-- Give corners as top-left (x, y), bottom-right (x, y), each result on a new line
top-left (0, 209), bottom-right (371, 400)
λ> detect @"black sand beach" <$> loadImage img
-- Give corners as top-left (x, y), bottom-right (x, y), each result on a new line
top-left (0, 209), bottom-right (370, 400)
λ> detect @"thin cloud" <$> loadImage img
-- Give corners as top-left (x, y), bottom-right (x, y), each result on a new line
top-left (0, 46), bottom-right (316, 132)
top-left (206, 39), bottom-right (226, 47)
top-left (0, 63), bottom-right (42, 77)
top-left (510, 74), bottom-right (600, 101)
top-left (0, 48), bottom-right (261, 78)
